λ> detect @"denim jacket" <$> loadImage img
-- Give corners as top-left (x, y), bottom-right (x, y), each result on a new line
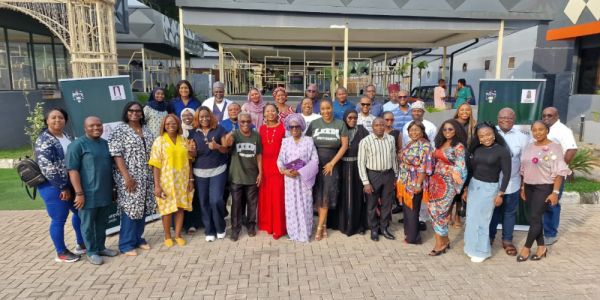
top-left (34, 130), bottom-right (71, 190)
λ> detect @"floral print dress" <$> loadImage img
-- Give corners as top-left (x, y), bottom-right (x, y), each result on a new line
top-left (397, 139), bottom-right (433, 210)
top-left (428, 144), bottom-right (467, 236)
top-left (108, 123), bottom-right (156, 220)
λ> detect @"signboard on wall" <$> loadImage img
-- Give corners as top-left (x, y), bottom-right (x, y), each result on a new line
top-left (59, 75), bottom-right (159, 234)
top-left (477, 79), bottom-right (546, 124)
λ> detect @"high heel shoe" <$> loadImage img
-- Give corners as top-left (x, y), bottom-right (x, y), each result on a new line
top-left (322, 227), bottom-right (328, 239)
top-left (428, 243), bottom-right (450, 256)
top-left (531, 248), bottom-right (547, 261)
top-left (315, 225), bottom-right (323, 241)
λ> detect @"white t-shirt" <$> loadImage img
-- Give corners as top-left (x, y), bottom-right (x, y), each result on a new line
top-left (357, 114), bottom-right (376, 133)
top-left (547, 120), bottom-right (577, 154)
top-left (56, 135), bottom-right (71, 155)
top-left (402, 119), bottom-right (438, 148)
top-left (383, 101), bottom-right (399, 112)
top-left (302, 113), bottom-right (322, 134)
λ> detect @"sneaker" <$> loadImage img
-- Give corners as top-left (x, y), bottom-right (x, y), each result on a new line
top-left (73, 244), bottom-right (87, 255)
top-left (470, 256), bottom-right (486, 263)
top-left (55, 250), bottom-right (80, 263)
top-left (545, 236), bottom-right (558, 245)
top-left (164, 239), bottom-right (174, 247)
top-left (98, 248), bottom-right (119, 257)
top-left (187, 227), bottom-right (197, 234)
top-left (175, 237), bottom-right (186, 246)
top-left (87, 254), bottom-right (103, 265)
top-left (205, 235), bottom-right (216, 242)
top-left (217, 232), bottom-right (226, 239)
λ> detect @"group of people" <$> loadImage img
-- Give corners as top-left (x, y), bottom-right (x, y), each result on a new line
top-left (34, 80), bottom-right (576, 265)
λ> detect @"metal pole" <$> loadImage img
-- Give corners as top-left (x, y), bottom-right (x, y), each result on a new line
top-left (178, 8), bottom-right (186, 80)
top-left (408, 51), bottom-right (413, 92)
top-left (442, 47), bottom-right (447, 80)
top-left (303, 50), bottom-right (306, 90)
top-left (331, 46), bottom-right (336, 96)
top-left (343, 24), bottom-right (349, 89)
top-left (495, 20), bottom-right (505, 79)
top-left (219, 43), bottom-right (225, 95)
top-left (141, 47), bottom-right (147, 92)
top-left (383, 52), bottom-right (387, 97)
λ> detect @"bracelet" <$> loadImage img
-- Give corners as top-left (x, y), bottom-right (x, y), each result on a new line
top-left (189, 179), bottom-right (194, 181)
top-left (76, 192), bottom-right (84, 196)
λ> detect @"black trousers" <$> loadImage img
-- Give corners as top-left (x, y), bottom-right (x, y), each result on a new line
top-left (230, 183), bottom-right (258, 234)
top-left (524, 184), bottom-right (552, 248)
top-left (403, 192), bottom-right (422, 244)
top-left (366, 169), bottom-right (394, 231)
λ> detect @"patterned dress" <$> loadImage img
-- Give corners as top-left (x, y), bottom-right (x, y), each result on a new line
top-left (143, 105), bottom-right (168, 139)
top-left (108, 123), bottom-right (156, 219)
top-left (427, 144), bottom-right (467, 236)
top-left (148, 133), bottom-right (193, 215)
top-left (277, 136), bottom-right (319, 242)
top-left (397, 139), bottom-right (434, 209)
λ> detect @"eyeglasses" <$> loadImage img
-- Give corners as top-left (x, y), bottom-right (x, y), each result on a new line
top-left (360, 103), bottom-right (371, 106)
top-left (398, 96), bottom-right (408, 98)
top-left (384, 118), bottom-right (394, 122)
top-left (239, 120), bottom-right (251, 124)
top-left (289, 125), bottom-right (302, 130)
top-left (307, 90), bottom-right (317, 92)
top-left (347, 116), bottom-right (357, 120)
top-left (442, 128), bottom-right (455, 132)
top-left (128, 109), bottom-right (142, 113)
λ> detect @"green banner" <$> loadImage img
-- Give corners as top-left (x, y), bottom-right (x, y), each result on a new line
top-left (59, 76), bottom-right (159, 234)
top-left (478, 79), bottom-right (546, 124)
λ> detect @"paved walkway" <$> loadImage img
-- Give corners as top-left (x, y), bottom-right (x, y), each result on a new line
top-left (1, 204), bottom-right (599, 299)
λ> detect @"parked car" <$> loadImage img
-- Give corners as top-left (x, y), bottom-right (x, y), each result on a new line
top-left (411, 85), bottom-right (477, 106)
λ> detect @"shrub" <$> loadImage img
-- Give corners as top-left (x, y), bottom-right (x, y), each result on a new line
top-left (569, 148), bottom-right (600, 176)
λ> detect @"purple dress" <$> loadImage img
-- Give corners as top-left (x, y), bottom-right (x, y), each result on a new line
top-left (277, 136), bottom-right (319, 242)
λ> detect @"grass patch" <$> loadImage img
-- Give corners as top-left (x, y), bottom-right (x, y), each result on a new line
top-left (0, 146), bottom-right (32, 159)
top-left (0, 169), bottom-right (45, 210)
top-left (564, 177), bottom-right (600, 194)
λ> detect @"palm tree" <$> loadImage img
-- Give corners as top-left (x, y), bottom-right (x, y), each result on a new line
top-left (414, 60), bottom-right (429, 88)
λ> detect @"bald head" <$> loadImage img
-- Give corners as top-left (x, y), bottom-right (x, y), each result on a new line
top-left (83, 116), bottom-right (103, 139)
top-left (359, 97), bottom-right (372, 115)
top-left (372, 117), bottom-right (386, 137)
top-left (542, 107), bottom-right (559, 127)
top-left (497, 108), bottom-right (516, 132)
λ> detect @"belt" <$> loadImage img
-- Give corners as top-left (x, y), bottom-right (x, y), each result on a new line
top-left (367, 168), bottom-right (393, 174)
top-left (342, 157), bottom-right (358, 162)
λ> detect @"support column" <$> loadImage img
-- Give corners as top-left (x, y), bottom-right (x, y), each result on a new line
top-left (383, 52), bottom-right (387, 97)
top-left (219, 43), bottom-right (225, 95)
top-left (331, 46), bottom-right (336, 96)
top-left (303, 50), bottom-right (306, 89)
top-left (442, 47), bottom-right (447, 80)
top-left (179, 8), bottom-right (186, 80)
top-left (495, 20), bottom-right (505, 79)
top-left (343, 24), bottom-right (349, 89)
top-left (141, 47), bottom-right (147, 92)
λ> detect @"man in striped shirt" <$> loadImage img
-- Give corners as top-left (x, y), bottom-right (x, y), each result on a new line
top-left (358, 118), bottom-right (399, 241)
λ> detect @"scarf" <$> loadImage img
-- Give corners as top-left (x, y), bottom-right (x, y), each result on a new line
top-left (180, 108), bottom-right (195, 138)
top-left (244, 90), bottom-right (265, 127)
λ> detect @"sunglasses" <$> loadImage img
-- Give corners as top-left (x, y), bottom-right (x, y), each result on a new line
top-left (442, 128), bottom-right (455, 132)
top-left (289, 125), bottom-right (302, 130)
top-left (360, 103), bottom-right (371, 106)
top-left (307, 90), bottom-right (317, 92)
top-left (398, 96), bottom-right (408, 98)
top-left (347, 116), bottom-right (357, 120)
top-left (128, 109), bottom-right (142, 113)
top-left (239, 120), bottom-right (251, 124)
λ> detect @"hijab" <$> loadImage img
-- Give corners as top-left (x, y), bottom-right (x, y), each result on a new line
top-left (147, 88), bottom-right (168, 112)
top-left (243, 88), bottom-right (266, 127)
top-left (180, 108), bottom-right (195, 138)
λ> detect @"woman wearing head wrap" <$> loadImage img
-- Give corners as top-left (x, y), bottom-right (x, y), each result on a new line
top-left (327, 109), bottom-right (370, 236)
top-left (273, 87), bottom-right (295, 122)
top-left (180, 108), bottom-right (195, 139)
top-left (277, 114), bottom-right (319, 242)
top-left (241, 88), bottom-right (266, 129)
top-left (144, 88), bottom-right (168, 139)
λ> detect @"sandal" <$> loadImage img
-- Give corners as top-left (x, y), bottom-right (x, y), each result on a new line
top-left (315, 225), bottom-right (324, 241)
top-left (503, 242), bottom-right (518, 256)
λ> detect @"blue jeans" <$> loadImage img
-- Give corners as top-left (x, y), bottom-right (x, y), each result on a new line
top-left (489, 191), bottom-right (519, 242)
top-left (543, 179), bottom-right (565, 238)
top-left (464, 179), bottom-right (498, 259)
top-left (195, 171), bottom-right (227, 236)
top-left (38, 182), bottom-right (84, 254)
top-left (118, 211), bottom-right (147, 252)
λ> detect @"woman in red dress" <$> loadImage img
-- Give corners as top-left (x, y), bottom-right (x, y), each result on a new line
top-left (258, 103), bottom-right (286, 239)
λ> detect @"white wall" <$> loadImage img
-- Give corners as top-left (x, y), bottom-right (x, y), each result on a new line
top-left (411, 26), bottom-right (539, 97)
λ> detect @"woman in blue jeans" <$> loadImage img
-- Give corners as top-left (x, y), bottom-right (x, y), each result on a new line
top-left (35, 107), bottom-right (85, 263)
top-left (189, 106), bottom-right (230, 242)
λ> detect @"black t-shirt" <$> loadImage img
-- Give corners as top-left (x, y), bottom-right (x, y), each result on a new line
top-left (468, 143), bottom-right (511, 192)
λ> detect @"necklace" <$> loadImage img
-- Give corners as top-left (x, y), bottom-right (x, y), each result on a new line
top-left (201, 128), bottom-right (210, 143)
top-left (265, 124), bottom-right (278, 144)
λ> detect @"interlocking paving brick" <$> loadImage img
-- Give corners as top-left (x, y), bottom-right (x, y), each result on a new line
top-left (1, 205), bottom-right (600, 299)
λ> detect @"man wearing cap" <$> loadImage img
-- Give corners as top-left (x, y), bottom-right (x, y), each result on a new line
top-left (401, 100), bottom-right (437, 147)
top-left (383, 84), bottom-right (400, 112)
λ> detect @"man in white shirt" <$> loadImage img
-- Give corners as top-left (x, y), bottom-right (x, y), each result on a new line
top-left (489, 108), bottom-right (528, 255)
top-left (402, 100), bottom-right (437, 147)
top-left (541, 107), bottom-right (578, 245)
top-left (433, 79), bottom-right (447, 109)
top-left (357, 97), bottom-right (376, 133)
top-left (203, 81), bottom-right (233, 123)
top-left (383, 84), bottom-right (400, 112)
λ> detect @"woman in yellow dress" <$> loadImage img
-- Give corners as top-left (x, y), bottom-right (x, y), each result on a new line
top-left (149, 114), bottom-right (194, 247)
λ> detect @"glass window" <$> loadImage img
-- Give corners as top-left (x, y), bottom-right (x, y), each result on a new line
top-left (54, 41), bottom-right (68, 79)
top-left (32, 34), bottom-right (55, 86)
top-left (577, 35), bottom-right (600, 95)
top-left (7, 29), bottom-right (34, 90)
top-left (0, 29), bottom-right (10, 90)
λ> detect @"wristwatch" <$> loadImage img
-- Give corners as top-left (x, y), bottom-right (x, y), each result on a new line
top-left (552, 190), bottom-right (560, 195)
